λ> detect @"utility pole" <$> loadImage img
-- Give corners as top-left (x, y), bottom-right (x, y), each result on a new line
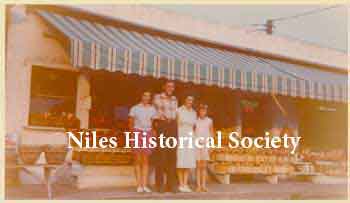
top-left (266, 19), bottom-right (274, 35)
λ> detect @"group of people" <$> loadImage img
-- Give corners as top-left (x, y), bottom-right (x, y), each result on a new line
top-left (128, 81), bottom-right (214, 193)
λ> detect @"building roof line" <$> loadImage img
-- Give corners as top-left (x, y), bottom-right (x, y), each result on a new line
top-left (27, 4), bottom-right (348, 75)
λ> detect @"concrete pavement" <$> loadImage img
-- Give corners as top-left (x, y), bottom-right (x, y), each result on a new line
top-left (6, 182), bottom-right (348, 200)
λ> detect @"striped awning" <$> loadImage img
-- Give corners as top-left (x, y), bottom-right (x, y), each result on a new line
top-left (37, 10), bottom-right (348, 103)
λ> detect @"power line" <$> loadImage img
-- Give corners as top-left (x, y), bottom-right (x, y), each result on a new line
top-left (273, 30), bottom-right (347, 52)
top-left (248, 5), bottom-right (344, 36)
top-left (271, 5), bottom-right (344, 22)
top-left (245, 27), bottom-right (346, 52)
top-left (249, 5), bottom-right (344, 28)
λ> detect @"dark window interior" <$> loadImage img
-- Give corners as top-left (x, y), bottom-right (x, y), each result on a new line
top-left (28, 66), bottom-right (77, 127)
top-left (89, 71), bottom-right (347, 150)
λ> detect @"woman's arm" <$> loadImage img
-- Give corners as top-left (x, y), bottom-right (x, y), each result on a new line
top-left (151, 121), bottom-right (157, 139)
top-left (128, 116), bottom-right (134, 130)
top-left (176, 112), bottom-right (182, 127)
top-left (208, 121), bottom-right (215, 154)
top-left (210, 122), bottom-right (215, 137)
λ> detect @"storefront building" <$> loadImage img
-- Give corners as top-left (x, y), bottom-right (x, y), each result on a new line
top-left (6, 5), bottom-right (348, 187)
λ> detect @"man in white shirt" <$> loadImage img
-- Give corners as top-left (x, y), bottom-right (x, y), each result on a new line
top-left (153, 81), bottom-right (178, 193)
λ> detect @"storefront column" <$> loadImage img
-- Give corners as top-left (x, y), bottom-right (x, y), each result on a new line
top-left (76, 72), bottom-right (91, 129)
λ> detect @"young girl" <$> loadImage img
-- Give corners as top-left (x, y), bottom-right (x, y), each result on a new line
top-left (129, 92), bottom-right (157, 193)
top-left (195, 104), bottom-right (214, 192)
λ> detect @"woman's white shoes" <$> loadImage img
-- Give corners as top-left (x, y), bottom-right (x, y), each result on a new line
top-left (143, 186), bottom-right (152, 193)
top-left (184, 185), bottom-right (192, 192)
top-left (137, 186), bottom-right (152, 193)
top-left (179, 185), bottom-right (192, 193)
top-left (178, 186), bottom-right (185, 192)
top-left (137, 186), bottom-right (144, 193)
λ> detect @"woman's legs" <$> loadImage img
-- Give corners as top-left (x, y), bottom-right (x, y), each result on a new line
top-left (196, 161), bottom-right (201, 191)
top-left (183, 169), bottom-right (189, 186)
top-left (141, 154), bottom-right (149, 187)
top-left (201, 161), bottom-right (208, 191)
top-left (179, 168), bottom-right (192, 192)
top-left (177, 168), bottom-right (184, 187)
top-left (135, 154), bottom-right (142, 188)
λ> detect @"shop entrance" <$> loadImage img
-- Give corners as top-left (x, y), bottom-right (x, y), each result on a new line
top-left (88, 71), bottom-right (243, 130)
top-left (88, 70), bottom-right (347, 150)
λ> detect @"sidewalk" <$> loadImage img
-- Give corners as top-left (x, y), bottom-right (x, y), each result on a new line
top-left (6, 182), bottom-right (348, 200)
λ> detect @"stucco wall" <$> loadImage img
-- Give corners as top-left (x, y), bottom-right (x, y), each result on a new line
top-left (6, 5), bottom-right (78, 144)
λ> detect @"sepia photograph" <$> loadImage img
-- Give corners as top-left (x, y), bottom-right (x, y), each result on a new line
top-left (3, 1), bottom-right (348, 200)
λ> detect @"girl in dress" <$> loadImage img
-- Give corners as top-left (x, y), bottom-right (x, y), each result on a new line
top-left (128, 92), bottom-right (157, 193)
top-left (176, 96), bottom-right (197, 193)
top-left (195, 104), bottom-right (214, 192)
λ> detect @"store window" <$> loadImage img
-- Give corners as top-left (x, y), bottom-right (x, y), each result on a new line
top-left (28, 66), bottom-right (77, 127)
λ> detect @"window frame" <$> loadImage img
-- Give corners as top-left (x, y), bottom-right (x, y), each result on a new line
top-left (27, 65), bottom-right (78, 128)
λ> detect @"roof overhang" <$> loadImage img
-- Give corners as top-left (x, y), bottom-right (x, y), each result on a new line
top-left (26, 4), bottom-right (348, 74)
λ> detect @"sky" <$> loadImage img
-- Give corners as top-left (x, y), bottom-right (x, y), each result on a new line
top-left (152, 5), bottom-right (347, 52)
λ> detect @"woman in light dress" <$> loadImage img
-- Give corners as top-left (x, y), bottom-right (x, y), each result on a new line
top-left (176, 96), bottom-right (197, 193)
top-left (194, 104), bottom-right (214, 192)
